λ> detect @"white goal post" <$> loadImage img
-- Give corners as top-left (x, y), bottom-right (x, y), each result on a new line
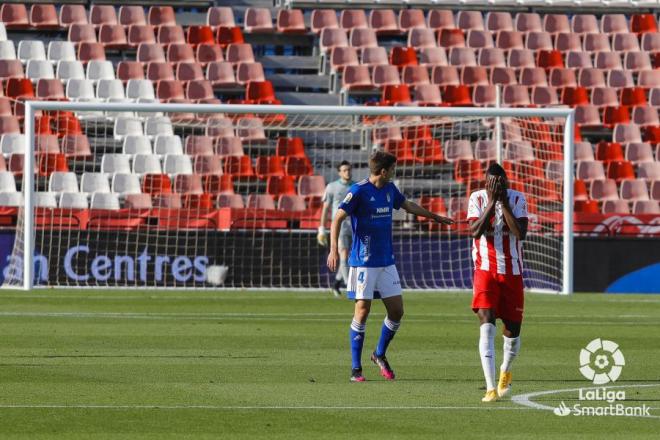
top-left (8, 102), bottom-right (573, 293)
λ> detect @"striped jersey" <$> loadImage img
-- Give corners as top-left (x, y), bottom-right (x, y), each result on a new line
top-left (466, 189), bottom-right (528, 275)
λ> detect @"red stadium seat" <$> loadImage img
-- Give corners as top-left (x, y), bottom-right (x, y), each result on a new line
top-left (595, 142), bottom-right (625, 162)
top-left (418, 196), bottom-right (447, 224)
top-left (245, 81), bottom-right (280, 105)
top-left (277, 9), bottom-right (306, 34)
top-left (90, 5), bottom-right (118, 28)
top-left (187, 26), bottom-right (215, 46)
top-left (381, 85), bottom-right (411, 105)
top-left (536, 50), bottom-right (563, 69)
top-left (224, 156), bottom-right (255, 177)
top-left (216, 26), bottom-right (245, 49)
top-left (454, 160), bottom-right (484, 183)
top-left (5, 78), bottom-right (34, 99)
top-left (311, 9), bottom-right (338, 35)
top-left (284, 157), bottom-right (313, 176)
top-left (59, 4), bottom-right (87, 27)
top-left (266, 175), bottom-right (296, 196)
top-left (442, 85), bottom-right (472, 106)
top-left (204, 175), bottom-right (234, 195)
top-left (37, 153), bottom-right (68, 177)
top-left (438, 28), bottom-right (465, 48)
top-left (574, 200), bottom-right (600, 213)
top-left (30, 4), bottom-right (58, 29)
top-left (607, 161), bottom-right (636, 182)
top-left (148, 6), bottom-right (176, 27)
top-left (142, 174), bottom-right (172, 195)
top-left (119, 6), bottom-right (146, 27)
top-left (117, 61), bottom-right (144, 82)
top-left (167, 44), bottom-right (196, 64)
top-left (631, 14), bottom-right (658, 34)
top-left (99, 25), bottom-right (129, 50)
top-left (1, 4), bottom-right (29, 29)
top-left (276, 137), bottom-right (307, 158)
top-left (389, 47), bottom-right (418, 67)
top-left (255, 156), bottom-right (285, 178)
top-left (77, 43), bottom-right (106, 64)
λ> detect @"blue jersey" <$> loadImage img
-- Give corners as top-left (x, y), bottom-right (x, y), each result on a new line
top-left (338, 179), bottom-right (406, 267)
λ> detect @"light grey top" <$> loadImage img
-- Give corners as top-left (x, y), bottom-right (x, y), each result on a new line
top-left (323, 179), bottom-right (355, 219)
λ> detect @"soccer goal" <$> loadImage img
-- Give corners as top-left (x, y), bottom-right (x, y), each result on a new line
top-left (1, 102), bottom-right (574, 293)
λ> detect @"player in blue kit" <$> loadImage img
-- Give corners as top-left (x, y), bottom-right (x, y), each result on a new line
top-left (327, 151), bottom-right (454, 382)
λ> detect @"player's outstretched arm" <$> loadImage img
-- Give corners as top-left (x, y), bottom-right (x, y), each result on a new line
top-left (327, 209), bottom-right (348, 272)
top-left (401, 200), bottom-right (455, 225)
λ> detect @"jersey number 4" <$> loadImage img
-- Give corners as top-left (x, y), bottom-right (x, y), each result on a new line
top-left (357, 272), bottom-right (365, 283)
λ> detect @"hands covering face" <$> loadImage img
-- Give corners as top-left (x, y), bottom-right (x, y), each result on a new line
top-left (486, 175), bottom-right (508, 202)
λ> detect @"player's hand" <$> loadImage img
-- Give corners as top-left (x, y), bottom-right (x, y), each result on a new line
top-left (317, 228), bottom-right (328, 247)
top-left (327, 249), bottom-right (339, 272)
top-left (486, 175), bottom-right (498, 200)
top-left (434, 214), bottom-right (455, 225)
top-left (497, 177), bottom-right (508, 202)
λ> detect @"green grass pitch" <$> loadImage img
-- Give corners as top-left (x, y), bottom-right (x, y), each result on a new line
top-left (0, 290), bottom-right (658, 439)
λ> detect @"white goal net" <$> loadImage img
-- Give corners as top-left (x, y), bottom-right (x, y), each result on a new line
top-left (1, 103), bottom-right (573, 292)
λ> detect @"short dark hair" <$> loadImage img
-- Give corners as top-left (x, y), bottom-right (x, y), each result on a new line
top-left (487, 162), bottom-right (506, 178)
top-left (369, 151), bottom-right (397, 176)
top-left (337, 160), bottom-right (351, 171)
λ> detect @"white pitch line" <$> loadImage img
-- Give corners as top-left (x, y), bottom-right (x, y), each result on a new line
top-left (0, 404), bottom-right (532, 411)
top-left (512, 383), bottom-right (660, 419)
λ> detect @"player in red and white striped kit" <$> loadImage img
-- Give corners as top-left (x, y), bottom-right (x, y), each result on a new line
top-left (467, 163), bottom-right (528, 402)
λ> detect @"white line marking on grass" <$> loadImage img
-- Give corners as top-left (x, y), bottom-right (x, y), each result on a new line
top-left (0, 404), bottom-right (533, 411)
top-left (512, 383), bottom-right (660, 419)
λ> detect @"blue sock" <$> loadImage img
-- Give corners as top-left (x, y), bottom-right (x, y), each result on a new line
top-left (375, 317), bottom-right (401, 357)
top-left (349, 319), bottom-right (366, 370)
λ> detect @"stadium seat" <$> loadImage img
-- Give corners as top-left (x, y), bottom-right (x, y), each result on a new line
top-left (175, 62), bottom-right (204, 82)
top-left (438, 28), bottom-right (465, 48)
top-left (137, 43), bottom-right (165, 64)
top-left (651, 180), bottom-right (660, 201)
top-left (531, 86), bottom-right (559, 106)
top-left (97, 79), bottom-right (125, 101)
top-left (444, 140), bottom-right (474, 162)
top-left (427, 10), bottom-right (454, 30)
top-left (87, 60), bottom-right (115, 82)
top-left (204, 175), bottom-right (234, 195)
top-left (461, 66), bottom-right (488, 86)
top-left (613, 124), bottom-right (643, 143)
top-left (216, 26), bottom-right (245, 49)
top-left (224, 156), bottom-right (255, 177)
top-left (612, 34), bottom-right (640, 52)
top-left (467, 30), bottom-right (494, 49)
top-left (145, 117), bottom-right (174, 140)
top-left (1, 4), bottom-right (29, 29)
top-left (61, 134), bottom-right (92, 159)
top-left (207, 62), bottom-right (237, 87)
top-left (537, 50), bottom-right (563, 69)
top-left (0, 116), bottom-right (20, 134)
top-left (194, 155), bottom-right (223, 176)
top-left (0, 171), bottom-right (16, 193)
top-left (574, 142), bottom-right (595, 161)
top-left (413, 84), bottom-right (443, 106)
top-left (196, 44), bottom-right (223, 66)
top-left (236, 62), bottom-right (265, 85)
top-left (244, 81), bottom-right (280, 105)
top-left (66, 79), bottom-right (95, 101)
top-left (206, 119), bottom-right (235, 139)
top-left (508, 49), bottom-right (535, 69)
top-left (486, 12), bottom-right (513, 32)
top-left (449, 47), bottom-right (477, 66)
top-left (266, 176), bottom-right (296, 196)
top-left (89, 5), bottom-right (117, 27)
top-left (602, 199), bottom-right (630, 214)
top-left (349, 28), bottom-right (378, 50)
top-left (596, 142), bottom-right (625, 162)
top-left (244, 8), bottom-right (274, 33)
top-left (132, 154), bottom-right (162, 175)
top-left (35, 192), bottom-right (58, 208)
top-left (30, 4), bottom-right (58, 29)
top-left (80, 173), bottom-right (111, 194)
top-left (225, 44), bottom-right (255, 65)
top-left (59, 193), bottom-right (87, 209)
top-left (276, 9), bottom-right (305, 34)
top-left (153, 136), bottom-right (183, 156)
top-left (625, 142), bottom-right (654, 164)
top-left (502, 85), bottom-right (531, 107)
top-left (28, 61), bottom-right (55, 82)
top-left (77, 43), bottom-right (106, 64)
top-left (255, 156), bottom-right (285, 178)
top-left (566, 51), bottom-right (592, 69)
top-left (526, 32), bottom-right (553, 51)
top-left (142, 173), bottom-right (172, 195)
top-left (167, 44), bottom-right (195, 64)
top-left (122, 136), bottom-right (152, 156)
top-left (632, 200), bottom-right (660, 214)
top-left (590, 179), bottom-right (619, 201)
top-left (89, 193), bottom-right (120, 210)
top-left (187, 26), bottom-right (215, 46)
top-left (431, 66), bottom-right (459, 86)
top-left (555, 33), bottom-right (581, 53)
top-left (173, 174), bottom-right (203, 195)
top-left (398, 9), bottom-right (425, 31)
top-left (576, 161), bottom-right (606, 181)
top-left (607, 160), bottom-right (636, 182)
top-left (0, 134), bottom-right (24, 155)
top-left (319, 28), bottom-right (348, 54)
top-left (216, 193), bottom-right (243, 209)
top-left (457, 11), bottom-right (484, 31)
top-left (99, 24), bottom-right (128, 50)
top-left (620, 179), bottom-right (650, 200)
top-left (631, 14), bottom-right (658, 34)
top-left (637, 162), bottom-right (660, 181)
top-left (49, 171), bottom-right (78, 193)
top-left (17, 40), bottom-right (46, 63)
top-left (584, 34), bottom-right (611, 52)
top-left (298, 175), bottom-right (325, 198)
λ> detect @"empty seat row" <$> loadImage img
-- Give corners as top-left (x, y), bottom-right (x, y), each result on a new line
top-left (576, 160), bottom-right (660, 181)
top-left (312, 9), bottom-right (659, 35)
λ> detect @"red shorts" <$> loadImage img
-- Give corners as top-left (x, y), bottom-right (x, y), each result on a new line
top-left (472, 270), bottom-right (524, 323)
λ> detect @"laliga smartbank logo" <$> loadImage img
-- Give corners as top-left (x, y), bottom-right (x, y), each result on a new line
top-left (554, 339), bottom-right (651, 417)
